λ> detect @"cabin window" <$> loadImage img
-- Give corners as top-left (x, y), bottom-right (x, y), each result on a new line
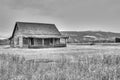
top-left (44, 39), bottom-right (50, 45)
top-left (23, 38), bottom-right (28, 45)
top-left (37, 38), bottom-right (42, 44)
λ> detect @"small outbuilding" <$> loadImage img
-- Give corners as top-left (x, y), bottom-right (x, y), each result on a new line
top-left (115, 37), bottom-right (120, 43)
top-left (9, 22), bottom-right (68, 48)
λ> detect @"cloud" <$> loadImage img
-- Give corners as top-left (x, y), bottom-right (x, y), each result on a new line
top-left (0, 0), bottom-right (120, 35)
top-left (2, 0), bottom-right (120, 19)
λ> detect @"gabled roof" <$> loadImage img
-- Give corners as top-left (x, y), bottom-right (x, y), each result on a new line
top-left (17, 22), bottom-right (61, 35)
top-left (10, 22), bottom-right (63, 38)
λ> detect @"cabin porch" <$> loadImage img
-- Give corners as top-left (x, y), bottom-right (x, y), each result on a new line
top-left (21, 37), bottom-right (67, 48)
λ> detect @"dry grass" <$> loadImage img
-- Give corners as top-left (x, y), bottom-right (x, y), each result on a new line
top-left (1, 45), bottom-right (120, 80)
top-left (1, 44), bottom-right (120, 60)
top-left (0, 53), bottom-right (120, 80)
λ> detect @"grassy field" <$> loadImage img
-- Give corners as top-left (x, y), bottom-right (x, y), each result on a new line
top-left (1, 44), bottom-right (120, 80)
top-left (1, 44), bottom-right (120, 59)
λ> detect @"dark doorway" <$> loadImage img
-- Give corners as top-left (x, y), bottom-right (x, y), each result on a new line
top-left (31, 38), bottom-right (34, 45)
top-left (115, 38), bottom-right (120, 43)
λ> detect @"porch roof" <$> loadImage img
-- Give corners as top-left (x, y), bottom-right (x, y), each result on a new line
top-left (23, 34), bottom-right (68, 38)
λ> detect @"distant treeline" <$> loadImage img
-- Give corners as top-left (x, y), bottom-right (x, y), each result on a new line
top-left (0, 39), bottom-right (9, 45)
top-left (61, 31), bottom-right (120, 44)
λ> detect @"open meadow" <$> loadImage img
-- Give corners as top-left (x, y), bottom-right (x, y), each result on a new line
top-left (1, 44), bottom-right (120, 60)
top-left (1, 44), bottom-right (120, 80)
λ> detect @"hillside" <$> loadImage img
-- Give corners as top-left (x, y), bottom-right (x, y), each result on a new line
top-left (0, 35), bottom-right (10, 45)
top-left (1, 31), bottom-right (120, 45)
top-left (61, 31), bottom-right (120, 43)
top-left (0, 39), bottom-right (9, 45)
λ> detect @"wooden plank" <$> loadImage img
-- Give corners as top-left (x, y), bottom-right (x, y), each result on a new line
top-left (42, 38), bottom-right (44, 46)
top-left (19, 36), bottom-right (23, 48)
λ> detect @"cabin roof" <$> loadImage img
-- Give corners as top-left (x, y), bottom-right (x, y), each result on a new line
top-left (10, 22), bottom-right (64, 39)
top-left (17, 22), bottom-right (61, 35)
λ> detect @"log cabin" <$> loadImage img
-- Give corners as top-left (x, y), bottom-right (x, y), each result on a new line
top-left (9, 22), bottom-right (68, 48)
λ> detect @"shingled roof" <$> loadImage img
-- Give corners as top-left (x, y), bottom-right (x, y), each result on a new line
top-left (10, 22), bottom-right (67, 38)
top-left (17, 22), bottom-right (61, 35)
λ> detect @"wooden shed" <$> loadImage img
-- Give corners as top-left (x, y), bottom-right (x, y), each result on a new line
top-left (115, 37), bottom-right (120, 43)
top-left (9, 22), bottom-right (68, 48)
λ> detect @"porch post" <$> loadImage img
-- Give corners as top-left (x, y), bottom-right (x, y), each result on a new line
top-left (64, 38), bottom-right (67, 47)
top-left (65, 38), bottom-right (67, 44)
top-left (42, 38), bottom-right (44, 46)
top-left (19, 36), bottom-right (23, 48)
top-left (28, 38), bottom-right (31, 47)
top-left (53, 38), bottom-right (55, 46)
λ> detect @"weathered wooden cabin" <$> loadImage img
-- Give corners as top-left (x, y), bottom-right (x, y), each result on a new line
top-left (9, 22), bottom-right (68, 48)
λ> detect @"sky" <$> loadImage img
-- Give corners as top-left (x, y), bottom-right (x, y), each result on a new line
top-left (0, 0), bottom-right (120, 37)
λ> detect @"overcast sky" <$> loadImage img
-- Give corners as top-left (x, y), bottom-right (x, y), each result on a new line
top-left (0, 0), bottom-right (120, 37)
